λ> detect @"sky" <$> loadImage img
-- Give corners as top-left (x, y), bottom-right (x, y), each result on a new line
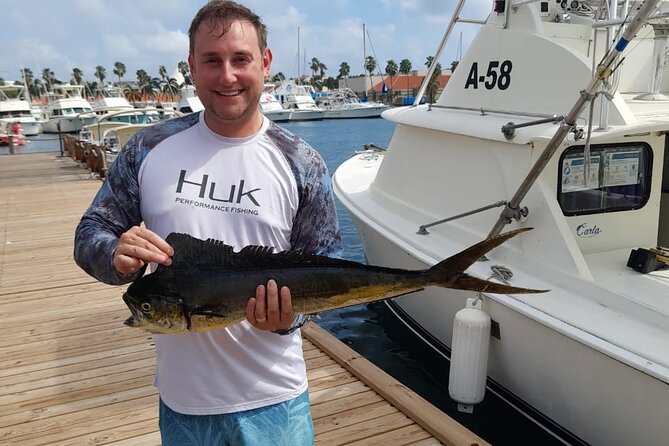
top-left (2, 0), bottom-right (491, 85)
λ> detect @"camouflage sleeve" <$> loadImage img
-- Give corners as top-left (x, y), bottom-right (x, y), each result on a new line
top-left (289, 146), bottom-right (342, 259)
top-left (73, 135), bottom-right (146, 285)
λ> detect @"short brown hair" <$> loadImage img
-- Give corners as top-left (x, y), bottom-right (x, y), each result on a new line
top-left (188, 1), bottom-right (268, 55)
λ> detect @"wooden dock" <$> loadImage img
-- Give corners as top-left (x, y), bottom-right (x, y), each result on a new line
top-left (0, 152), bottom-right (488, 446)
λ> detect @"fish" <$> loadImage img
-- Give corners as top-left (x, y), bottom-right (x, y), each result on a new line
top-left (122, 227), bottom-right (546, 334)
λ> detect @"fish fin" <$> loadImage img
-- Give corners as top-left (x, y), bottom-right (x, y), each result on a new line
top-left (164, 233), bottom-right (235, 270)
top-left (163, 232), bottom-right (374, 271)
top-left (444, 272), bottom-right (548, 294)
top-left (432, 228), bottom-right (531, 274)
top-left (426, 228), bottom-right (548, 294)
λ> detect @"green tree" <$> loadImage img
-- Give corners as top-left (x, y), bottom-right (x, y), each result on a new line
top-left (21, 68), bottom-right (40, 98)
top-left (125, 87), bottom-right (142, 104)
top-left (450, 60), bottom-right (459, 72)
top-left (384, 59), bottom-right (398, 103)
top-left (94, 65), bottom-right (106, 88)
top-left (399, 59), bottom-right (412, 98)
top-left (178, 61), bottom-right (191, 86)
top-left (158, 65), bottom-right (177, 101)
top-left (71, 68), bottom-right (83, 85)
top-left (113, 61), bottom-right (126, 86)
top-left (41, 68), bottom-right (56, 92)
top-left (309, 57), bottom-right (321, 78)
top-left (338, 62), bottom-right (350, 87)
top-left (271, 72), bottom-right (285, 82)
top-left (425, 57), bottom-right (442, 103)
top-left (364, 57), bottom-right (377, 99)
top-left (136, 69), bottom-right (152, 100)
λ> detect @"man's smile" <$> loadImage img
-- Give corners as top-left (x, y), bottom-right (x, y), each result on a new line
top-left (217, 90), bottom-right (242, 96)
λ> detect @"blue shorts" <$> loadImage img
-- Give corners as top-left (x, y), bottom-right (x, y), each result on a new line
top-left (159, 390), bottom-right (314, 446)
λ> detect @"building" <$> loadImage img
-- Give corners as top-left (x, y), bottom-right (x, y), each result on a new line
top-left (338, 71), bottom-right (451, 105)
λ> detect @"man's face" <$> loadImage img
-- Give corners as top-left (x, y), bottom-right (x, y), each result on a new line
top-left (189, 20), bottom-right (271, 137)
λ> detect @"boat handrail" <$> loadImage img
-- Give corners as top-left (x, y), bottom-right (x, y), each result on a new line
top-left (486, 0), bottom-right (662, 239)
top-left (414, 0), bottom-right (476, 106)
top-left (417, 200), bottom-right (511, 235)
top-left (428, 104), bottom-right (562, 121)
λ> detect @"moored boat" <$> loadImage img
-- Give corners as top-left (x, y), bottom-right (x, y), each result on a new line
top-left (274, 80), bottom-right (325, 121)
top-left (319, 88), bottom-right (388, 119)
top-left (0, 83), bottom-right (42, 136)
top-left (333, 1), bottom-right (669, 445)
top-left (42, 84), bottom-right (95, 133)
top-left (176, 85), bottom-right (204, 114)
top-left (259, 85), bottom-right (290, 122)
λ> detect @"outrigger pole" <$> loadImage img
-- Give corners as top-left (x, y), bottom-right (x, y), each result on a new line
top-left (487, 0), bottom-right (662, 238)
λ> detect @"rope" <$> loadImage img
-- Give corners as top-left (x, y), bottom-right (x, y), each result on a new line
top-left (472, 265), bottom-right (514, 305)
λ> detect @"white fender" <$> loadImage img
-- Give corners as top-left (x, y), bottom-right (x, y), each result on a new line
top-left (448, 297), bottom-right (491, 413)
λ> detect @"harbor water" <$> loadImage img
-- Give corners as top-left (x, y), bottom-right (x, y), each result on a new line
top-left (2, 119), bottom-right (562, 445)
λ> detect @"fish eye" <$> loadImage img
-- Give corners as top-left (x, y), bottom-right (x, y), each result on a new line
top-left (141, 303), bottom-right (152, 312)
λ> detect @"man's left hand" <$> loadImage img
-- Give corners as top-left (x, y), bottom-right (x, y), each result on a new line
top-left (246, 279), bottom-right (294, 331)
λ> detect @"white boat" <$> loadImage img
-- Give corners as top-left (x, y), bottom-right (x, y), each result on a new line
top-left (42, 84), bottom-right (95, 133)
top-left (0, 83), bottom-right (42, 136)
top-left (30, 103), bottom-right (48, 129)
top-left (176, 85), bottom-right (204, 114)
top-left (319, 88), bottom-right (388, 119)
top-left (333, 1), bottom-right (669, 445)
top-left (274, 80), bottom-right (324, 121)
top-left (92, 86), bottom-right (135, 115)
top-left (259, 85), bottom-right (290, 122)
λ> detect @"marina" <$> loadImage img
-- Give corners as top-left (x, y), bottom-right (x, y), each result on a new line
top-left (0, 151), bottom-right (488, 445)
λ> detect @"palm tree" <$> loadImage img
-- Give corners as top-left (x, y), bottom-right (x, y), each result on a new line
top-left (318, 62), bottom-right (327, 79)
top-left (178, 61), bottom-right (191, 86)
top-left (21, 68), bottom-right (40, 99)
top-left (113, 62), bottom-right (126, 87)
top-left (385, 59), bottom-right (398, 103)
top-left (158, 65), bottom-right (177, 101)
top-left (364, 56), bottom-right (377, 99)
top-left (94, 66), bottom-right (106, 97)
top-left (71, 68), bottom-right (83, 85)
top-left (310, 57), bottom-right (321, 78)
top-left (41, 68), bottom-right (56, 92)
top-left (160, 77), bottom-right (180, 102)
top-left (424, 57), bottom-right (442, 103)
top-left (338, 62), bottom-right (350, 88)
top-left (450, 60), bottom-right (459, 72)
top-left (399, 59), bottom-right (412, 99)
top-left (271, 72), bottom-right (285, 82)
top-left (124, 87), bottom-right (142, 104)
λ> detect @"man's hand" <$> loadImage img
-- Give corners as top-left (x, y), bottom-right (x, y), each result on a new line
top-left (246, 279), bottom-right (294, 331)
top-left (114, 226), bottom-right (173, 276)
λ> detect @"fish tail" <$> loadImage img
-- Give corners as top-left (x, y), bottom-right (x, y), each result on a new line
top-left (426, 228), bottom-right (548, 294)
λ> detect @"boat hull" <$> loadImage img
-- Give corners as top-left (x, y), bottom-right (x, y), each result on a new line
top-left (42, 116), bottom-right (96, 134)
top-left (338, 191), bottom-right (669, 446)
top-left (263, 110), bottom-right (291, 122)
top-left (19, 121), bottom-right (41, 136)
top-left (288, 110), bottom-right (324, 121)
top-left (324, 108), bottom-right (385, 119)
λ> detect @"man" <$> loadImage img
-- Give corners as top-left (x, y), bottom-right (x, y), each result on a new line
top-left (74, 1), bottom-right (341, 444)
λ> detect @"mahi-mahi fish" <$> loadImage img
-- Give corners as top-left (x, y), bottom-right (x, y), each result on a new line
top-left (122, 227), bottom-right (545, 334)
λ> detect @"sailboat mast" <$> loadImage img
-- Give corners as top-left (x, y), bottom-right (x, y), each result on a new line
top-left (297, 27), bottom-right (301, 79)
top-left (363, 23), bottom-right (368, 95)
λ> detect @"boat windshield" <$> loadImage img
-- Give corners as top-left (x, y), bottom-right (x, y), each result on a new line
top-left (558, 143), bottom-right (652, 216)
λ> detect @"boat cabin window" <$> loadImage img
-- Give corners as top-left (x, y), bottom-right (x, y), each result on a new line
top-left (558, 143), bottom-right (652, 216)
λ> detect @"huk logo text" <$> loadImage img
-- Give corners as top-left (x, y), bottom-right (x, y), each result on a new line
top-left (176, 170), bottom-right (261, 206)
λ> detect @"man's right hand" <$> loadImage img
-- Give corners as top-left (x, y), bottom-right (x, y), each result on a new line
top-left (114, 226), bottom-right (174, 276)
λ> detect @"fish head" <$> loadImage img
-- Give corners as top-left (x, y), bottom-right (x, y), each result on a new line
top-left (122, 277), bottom-right (188, 334)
